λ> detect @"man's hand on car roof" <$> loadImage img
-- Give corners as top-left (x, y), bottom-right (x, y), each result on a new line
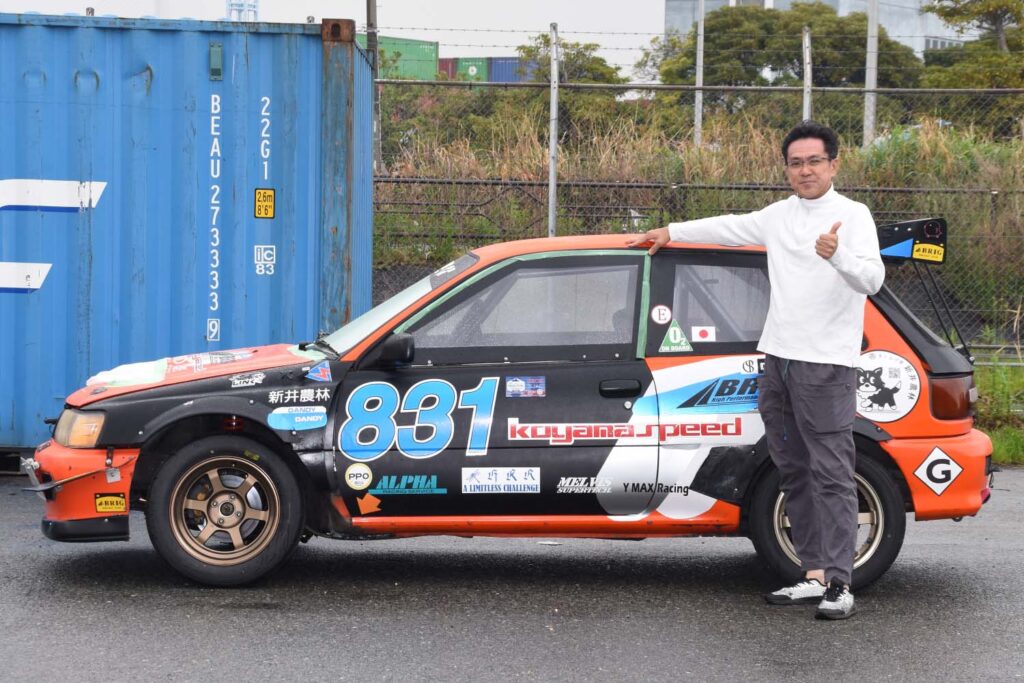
top-left (626, 227), bottom-right (671, 255)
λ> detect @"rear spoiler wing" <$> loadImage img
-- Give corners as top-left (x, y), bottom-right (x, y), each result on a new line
top-left (878, 217), bottom-right (946, 264)
top-left (874, 217), bottom-right (972, 363)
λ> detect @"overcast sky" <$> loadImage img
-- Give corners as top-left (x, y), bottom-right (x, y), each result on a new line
top-left (0, 0), bottom-right (666, 76)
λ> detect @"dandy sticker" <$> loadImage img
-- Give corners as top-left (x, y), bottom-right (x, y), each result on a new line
top-left (856, 351), bottom-right (920, 422)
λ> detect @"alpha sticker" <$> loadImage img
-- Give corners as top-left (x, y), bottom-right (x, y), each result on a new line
top-left (94, 493), bottom-right (126, 513)
top-left (856, 350), bottom-right (920, 422)
top-left (651, 305), bottom-right (672, 325)
top-left (506, 376), bottom-right (545, 398)
top-left (306, 361), bottom-right (332, 383)
top-left (462, 467), bottom-right (540, 493)
top-left (344, 463), bottom-right (372, 490)
top-left (691, 325), bottom-right (716, 342)
top-left (369, 474), bottom-right (447, 495)
top-left (230, 371), bottom-right (266, 388)
top-left (659, 320), bottom-right (692, 352)
top-left (267, 406), bottom-right (328, 431)
top-left (914, 447), bottom-right (963, 495)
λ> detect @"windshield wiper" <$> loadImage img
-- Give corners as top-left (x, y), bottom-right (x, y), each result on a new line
top-left (298, 333), bottom-right (340, 358)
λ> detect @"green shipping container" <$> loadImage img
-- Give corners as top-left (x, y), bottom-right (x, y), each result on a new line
top-left (456, 57), bottom-right (489, 82)
top-left (355, 34), bottom-right (438, 80)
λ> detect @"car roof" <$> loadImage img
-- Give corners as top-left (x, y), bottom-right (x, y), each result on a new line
top-left (471, 234), bottom-right (766, 262)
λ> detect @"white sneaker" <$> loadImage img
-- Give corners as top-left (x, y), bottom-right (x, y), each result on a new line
top-left (764, 578), bottom-right (826, 605)
top-left (816, 579), bottom-right (857, 620)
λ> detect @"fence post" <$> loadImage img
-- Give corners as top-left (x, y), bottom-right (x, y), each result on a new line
top-left (548, 23), bottom-right (559, 238)
top-left (863, 0), bottom-right (879, 146)
top-left (694, 0), bottom-right (705, 147)
top-left (802, 27), bottom-right (812, 120)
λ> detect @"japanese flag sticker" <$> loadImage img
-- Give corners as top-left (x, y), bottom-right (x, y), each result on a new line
top-left (692, 325), bottom-right (716, 342)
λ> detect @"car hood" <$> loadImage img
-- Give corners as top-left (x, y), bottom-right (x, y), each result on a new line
top-left (68, 344), bottom-right (327, 407)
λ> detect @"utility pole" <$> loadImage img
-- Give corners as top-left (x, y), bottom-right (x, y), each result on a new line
top-left (863, 0), bottom-right (879, 146)
top-left (367, 0), bottom-right (383, 171)
top-left (694, 0), bottom-right (705, 146)
top-left (802, 26), bottom-right (812, 120)
top-left (547, 23), bottom-right (559, 238)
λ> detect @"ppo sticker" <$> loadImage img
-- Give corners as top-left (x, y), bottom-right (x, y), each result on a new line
top-left (856, 350), bottom-right (921, 422)
top-left (651, 305), bottom-right (672, 325)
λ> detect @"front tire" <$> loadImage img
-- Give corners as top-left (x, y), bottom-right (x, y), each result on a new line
top-left (748, 454), bottom-right (906, 590)
top-left (146, 435), bottom-right (303, 586)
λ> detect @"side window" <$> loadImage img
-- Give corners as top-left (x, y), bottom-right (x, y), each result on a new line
top-left (649, 254), bottom-right (769, 354)
top-left (406, 256), bottom-right (642, 364)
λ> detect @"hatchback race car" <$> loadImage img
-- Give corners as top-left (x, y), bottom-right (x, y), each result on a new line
top-left (22, 222), bottom-right (993, 586)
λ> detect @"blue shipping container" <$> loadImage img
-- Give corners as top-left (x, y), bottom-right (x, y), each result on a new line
top-left (0, 14), bottom-right (373, 449)
top-left (488, 57), bottom-right (537, 83)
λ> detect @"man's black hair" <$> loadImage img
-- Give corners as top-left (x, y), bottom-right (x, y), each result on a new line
top-left (782, 121), bottom-right (840, 161)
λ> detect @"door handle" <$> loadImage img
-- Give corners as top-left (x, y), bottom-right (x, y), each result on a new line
top-left (599, 379), bottom-right (642, 398)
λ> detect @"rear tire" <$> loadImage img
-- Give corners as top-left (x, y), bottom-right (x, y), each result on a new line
top-left (748, 454), bottom-right (906, 590)
top-left (146, 435), bottom-right (303, 586)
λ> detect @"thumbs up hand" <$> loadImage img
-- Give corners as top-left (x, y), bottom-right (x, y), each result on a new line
top-left (815, 221), bottom-right (841, 260)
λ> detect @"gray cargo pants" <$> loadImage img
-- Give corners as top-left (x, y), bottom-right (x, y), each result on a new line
top-left (757, 354), bottom-right (858, 586)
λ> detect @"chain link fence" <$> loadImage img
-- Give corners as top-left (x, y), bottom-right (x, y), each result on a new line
top-left (372, 80), bottom-right (1024, 348)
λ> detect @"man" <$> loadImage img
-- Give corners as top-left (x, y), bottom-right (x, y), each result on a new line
top-left (627, 121), bottom-right (884, 620)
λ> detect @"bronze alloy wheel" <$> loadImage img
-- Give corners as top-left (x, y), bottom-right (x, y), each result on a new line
top-left (168, 455), bottom-right (282, 566)
top-left (771, 472), bottom-right (884, 570)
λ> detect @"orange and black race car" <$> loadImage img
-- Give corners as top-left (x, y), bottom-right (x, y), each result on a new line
top-left (22, 219), bottom-right (994, 586)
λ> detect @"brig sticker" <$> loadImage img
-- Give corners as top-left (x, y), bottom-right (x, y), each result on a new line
top-left (856, 351), bottom-right (920, 422)
top-left (95, 493), bottom-right (126, 513)
top-left (268, 406), bottom-right (328, 431)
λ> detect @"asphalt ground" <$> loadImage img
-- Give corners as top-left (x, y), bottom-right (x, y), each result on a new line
top-left (1, 469), bottom-right (1021, 682)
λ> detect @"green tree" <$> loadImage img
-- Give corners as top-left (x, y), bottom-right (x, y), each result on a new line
top-left (924, 0), bottom-right (1024, 52)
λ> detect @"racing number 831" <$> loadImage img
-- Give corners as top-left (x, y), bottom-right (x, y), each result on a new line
top-left (339, 378), bottom-right (499, 461)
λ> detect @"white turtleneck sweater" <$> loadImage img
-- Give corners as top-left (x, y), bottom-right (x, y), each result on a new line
top-left (667, 185), bottom-right (885, 367)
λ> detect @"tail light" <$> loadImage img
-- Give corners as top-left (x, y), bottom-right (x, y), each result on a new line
top-left (930, 374), bottom-right (974, 420)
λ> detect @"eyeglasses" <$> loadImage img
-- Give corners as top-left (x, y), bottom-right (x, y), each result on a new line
top-left (785, 156), bottom-right (832, 170)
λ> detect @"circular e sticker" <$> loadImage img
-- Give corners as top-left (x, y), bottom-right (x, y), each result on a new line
top-left (856, 351), bottom-right (920, 423)
top-left (651, 305), bottom-right (672, 325)
top-left (345, 463), bottom-right (373, 490)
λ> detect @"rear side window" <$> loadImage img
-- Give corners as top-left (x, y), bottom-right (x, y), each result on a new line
top-left (649, 252), bottom-right (769, 354)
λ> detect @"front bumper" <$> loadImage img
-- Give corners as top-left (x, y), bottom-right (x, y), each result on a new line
top-left (881, 428), bottom-right (993, 521)
top-left (22, 440), bottom-right (139, 543)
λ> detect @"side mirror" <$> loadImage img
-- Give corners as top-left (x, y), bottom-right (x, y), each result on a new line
top-left (378, 333), bottom-right (414, 367)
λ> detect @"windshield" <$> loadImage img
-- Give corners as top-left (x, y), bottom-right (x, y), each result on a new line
top-left (323, 253), bottom-right (479, 355)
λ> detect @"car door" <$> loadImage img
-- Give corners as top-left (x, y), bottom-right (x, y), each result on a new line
top-left (645, 250), bottom-right (771, 519)
top-left (333, 250), bottom-right (658, 518)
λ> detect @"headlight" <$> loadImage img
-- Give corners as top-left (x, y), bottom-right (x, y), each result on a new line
top-left (53, 409), bottom-right (106, 448)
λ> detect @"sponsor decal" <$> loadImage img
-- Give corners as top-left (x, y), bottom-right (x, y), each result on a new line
top-left (651, 305), bottom-right (672, 325)
top-left (912, 243), bottom-right (944, 263)
top-left (306, 361), bottom-right (332, 383)
top-left (506, 376), bottom-right (545, 398)
top-left (742, 357), bottom-right (766, 375)
top-left (339, 378), bottom-right (499, 462)
top-left (345, 463), bottom-right (373, 490)
top-left (230, 371), bottom-right (266, 388)
top-left (556, 476), bottom-right (612, 494)
top-left (167, 350), bottom-right (254, 375)
top-left (621, 482), bottom-right (689, 495)
top-left (507, 417), bottom-right (741, 445)
top-left (267, 406), bottom-right (328, 431)
top-left (268, 388), bottom-right (331, 404)
top-left (369, 474), bottom-right (447, 495)
top-left (94, 493), bottom-right (126, 513)
top-left (105, 467), bottom-right (122, 484)
top-left (914, 447), bottom-right (963, 495)
top-left (691, 325), bottom-right (716, 342)
top-left (659, 320), bottom-right (692, 352)
top-left (676, 373), bottom-right (759, 412)
top-left (856, 351), bottom-right (920, 422)
top-left (462, 467), bottom-right (540, 493)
